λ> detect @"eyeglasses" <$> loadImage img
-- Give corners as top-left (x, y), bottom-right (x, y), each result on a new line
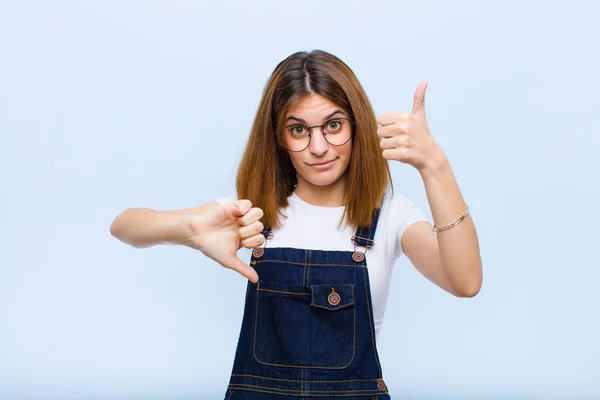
top-left (282, 117), bottom-right (356, 152)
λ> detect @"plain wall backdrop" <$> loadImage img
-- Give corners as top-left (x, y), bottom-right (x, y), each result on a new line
top-left (1, 1), bottom-right (599, 399)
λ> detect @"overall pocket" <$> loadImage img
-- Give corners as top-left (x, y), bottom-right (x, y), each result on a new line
top-left (253, 280), bottom-right (356, 368)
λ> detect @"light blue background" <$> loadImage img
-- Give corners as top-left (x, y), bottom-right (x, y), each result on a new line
top-left (1, 1), bottom-right (598, 399)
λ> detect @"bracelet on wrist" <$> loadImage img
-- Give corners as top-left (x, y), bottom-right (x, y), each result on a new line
top-left (432, 205), bottom-right (469, 233)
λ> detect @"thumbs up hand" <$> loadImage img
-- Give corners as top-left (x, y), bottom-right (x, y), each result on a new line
top-left (376, 81), bottom-right (446, 172)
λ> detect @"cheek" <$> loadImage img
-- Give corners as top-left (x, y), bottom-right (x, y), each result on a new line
top-left (286, 152), bottom-right (306, 173)
top-left (338, 142), bottom-right (353, 164)
top-left (287, 152), bottom-right (301, 167)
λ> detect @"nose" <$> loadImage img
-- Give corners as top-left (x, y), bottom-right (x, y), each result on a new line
top-left (308, 128), bottom-right (329, 156)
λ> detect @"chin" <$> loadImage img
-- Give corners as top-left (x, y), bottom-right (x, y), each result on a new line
top-left (302, 170), bottom-right (346, 187)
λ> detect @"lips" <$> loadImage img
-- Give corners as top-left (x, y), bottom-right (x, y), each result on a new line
top-left (309, 159), bottom-right (335, 166)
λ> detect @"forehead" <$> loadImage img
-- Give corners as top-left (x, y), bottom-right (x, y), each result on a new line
top-left (286, 94), bottom-right (342, 120)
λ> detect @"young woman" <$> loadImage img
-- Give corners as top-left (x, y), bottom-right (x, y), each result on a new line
top-left (110, 50), bottom-right (482, 399)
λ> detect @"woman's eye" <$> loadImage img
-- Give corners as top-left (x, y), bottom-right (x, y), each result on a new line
top-left (327, 120), bottom-right (341, 130)
top-left (292, 126), bottom-right (306, 135)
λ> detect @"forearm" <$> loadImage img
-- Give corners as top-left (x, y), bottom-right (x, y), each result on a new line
top-left (419, 156), bottom-right (482, 297)
top-left (110, 208), bottom-right (193, 248)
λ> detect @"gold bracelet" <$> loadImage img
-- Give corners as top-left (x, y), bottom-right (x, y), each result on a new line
top-left (432, 205), bottom-right (469, 233)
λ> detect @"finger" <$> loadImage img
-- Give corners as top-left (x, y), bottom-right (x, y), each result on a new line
top-left (381, 135), bottom-right (409, 150)
top-left (382, 147), bottom-right (409, 161)
top-left (379, 137), bottom-right (399, 150)
top-left (239, 220), bottom-right (264, 239)
top-left (237, 207), bottom-right (264, 226)
top-left (223, 255), bottom-right (259, 283)
top-left (382, 148), bottom-right (400, 161)
top-left (241, 234), bottom-right (266, 249)
top-left (377, 125), bottom-right (394, 139)
top-left (411, 81), bottom-right (428, 117)
top-left (377, 124), bottom-right (408, 139)
top-left (379, 138), bottom-right (391, 150)
top-left (377, 112), bottom-right (411, 127)
top-left (231, 199), bottom-right (252, 218)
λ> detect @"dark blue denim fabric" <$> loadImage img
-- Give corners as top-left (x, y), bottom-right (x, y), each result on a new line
top-left (225, 208), bottom-right (391, 399)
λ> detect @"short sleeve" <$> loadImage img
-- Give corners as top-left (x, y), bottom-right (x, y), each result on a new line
top-left (215, 195), bottom-right (237, 206)
top-left (387, 194), bottom-right (430, 257)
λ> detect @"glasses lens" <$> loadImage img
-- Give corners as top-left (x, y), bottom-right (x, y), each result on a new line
top-left (285, 125), bottom-right (310, 151)
top-left (323, 119), bottom-right (351, 146)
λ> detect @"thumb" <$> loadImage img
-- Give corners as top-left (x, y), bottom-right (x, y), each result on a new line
top-left (411, 81), bottom-right (428, 117)
top-left (223, 255), bottom-right (259, 283)
top-left (222, 200), bottom-right (244, 218)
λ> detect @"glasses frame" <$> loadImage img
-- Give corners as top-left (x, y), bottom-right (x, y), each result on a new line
top-left (282, 117), bottom-right (356, 152)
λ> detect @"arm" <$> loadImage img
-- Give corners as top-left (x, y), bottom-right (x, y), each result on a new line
top-left (401, 156), bottom-right (482, 297)
top-left (109, 201), bottom-right (220, 248)
top-left (109, 200), bottom-right (265, 282)
top-left (377, 81), bottom-right (482, 298)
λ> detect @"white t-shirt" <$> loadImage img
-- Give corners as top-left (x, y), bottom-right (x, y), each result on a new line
top-left (216, 190), bottom-right (429, 339)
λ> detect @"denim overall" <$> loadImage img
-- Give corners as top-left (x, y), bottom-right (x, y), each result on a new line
top-left (225, 207), bottom-right (391, 399)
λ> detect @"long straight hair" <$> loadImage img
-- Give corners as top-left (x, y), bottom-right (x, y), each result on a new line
top-left (236, 50), bottom-right (393, 230)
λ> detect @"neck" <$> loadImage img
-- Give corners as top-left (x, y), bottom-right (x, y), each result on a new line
top-left (294, 174), bottom-right (347, 207)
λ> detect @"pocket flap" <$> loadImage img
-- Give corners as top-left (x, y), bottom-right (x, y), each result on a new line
top-left (310, 283), bottom-right (355, 311)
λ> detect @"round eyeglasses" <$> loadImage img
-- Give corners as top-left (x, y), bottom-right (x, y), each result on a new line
top-left (283, 117), bottom-right (356, 152)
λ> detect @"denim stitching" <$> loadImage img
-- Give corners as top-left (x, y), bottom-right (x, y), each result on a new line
top-left (310, 284), bottom-right (355, 310)
top-left (228, 383), bottom-right (386, 395)
top-left (258, 288), bottom-right (310, 296)
top-left (363, 266), bottom-right (382, 377)
top-left (230, 373), bottom-right (381, 383)
top-left (253, 282), bottom-right (356, 369)
top-left (254, 260), bottom-right (358, 267)
top-left (306, 250), bottom-right (312, 287)
top-left (303, 250), bottom-right (307, 286)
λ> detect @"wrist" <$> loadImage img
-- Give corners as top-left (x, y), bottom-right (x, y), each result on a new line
top-left (419, 151), bottom-right (450, 178)
top-left (168, 213), bottom-right (196, 247)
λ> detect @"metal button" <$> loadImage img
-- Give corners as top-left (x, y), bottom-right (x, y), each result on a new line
top-left (252, 247), bottom-right (264, 258)
top-left (377, 378), bottom-right (387, 391)
top-left (352, 251), bottom-right (365, 262)
top-left (328, 288), bottom-right (340, 306)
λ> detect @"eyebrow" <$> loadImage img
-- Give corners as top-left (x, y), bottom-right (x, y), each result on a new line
top-left (285, 109), bottom-right (346, 125)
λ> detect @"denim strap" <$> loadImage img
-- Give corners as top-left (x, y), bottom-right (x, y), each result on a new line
top-left (261, 227), bottom-right (273, 239)
top-left (352, 208), bottom-right (381, 248)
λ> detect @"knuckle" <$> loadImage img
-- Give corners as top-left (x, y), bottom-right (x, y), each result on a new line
top-left (240, 199), bottom-right (252, 210)
top-left (251, 222), bottom-right (262, 234)
top-left (245, 235), bottom-right (260, 248)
